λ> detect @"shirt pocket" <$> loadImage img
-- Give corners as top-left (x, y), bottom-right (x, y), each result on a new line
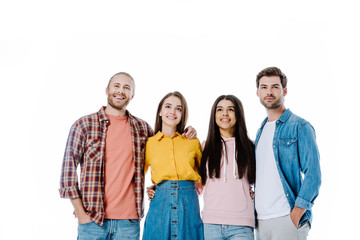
top-left (85, 138), bottom-right (102, 162)
top-left (279, 138), bottom-right (298, 162)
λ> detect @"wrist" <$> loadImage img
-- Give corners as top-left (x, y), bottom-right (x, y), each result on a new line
top-left (292, 206), bottom-right (305, 215)
top-left (77, 211), bottom-right (91, 223)
top-left (78, 210), bottom-right (88, 217)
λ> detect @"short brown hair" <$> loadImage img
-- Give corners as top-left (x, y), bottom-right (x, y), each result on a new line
top-left (154, 91), bottom-right (188, 134)
top-left (256, 67), bottom-right (287, 89)
top-left (107, 72), bottom-right (135, 92)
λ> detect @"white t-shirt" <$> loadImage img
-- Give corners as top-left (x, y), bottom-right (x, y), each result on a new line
top-left (255, 120), bottom-right (290, 220)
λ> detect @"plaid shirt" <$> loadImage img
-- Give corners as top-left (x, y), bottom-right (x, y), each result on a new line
top-left (59, 107), bottom-right (154, 225)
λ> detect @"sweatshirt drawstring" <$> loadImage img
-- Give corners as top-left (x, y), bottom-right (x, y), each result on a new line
top-left (223, 143), bottom-right (227, 182)
top-left (222, 140), bottom-right (237, 182)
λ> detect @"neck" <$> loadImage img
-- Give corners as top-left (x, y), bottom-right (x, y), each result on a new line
top-left (161, 124), bottom-right (177, 138)
top-left (219, 129), bottom-right (235, 138)
top-left (105, 104), bottom-right (127, 117)
top-left (266, 105), bottom-right (286, 122)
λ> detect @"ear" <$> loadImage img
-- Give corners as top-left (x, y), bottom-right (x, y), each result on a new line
top-left (131, 93), bottom-right (135, 100)
top-left (283, 87), bottom-right (288, 96)
top-left (256, 88), bottom-right (259, 97)
top-left (106, 87), bottom-right (109, 95)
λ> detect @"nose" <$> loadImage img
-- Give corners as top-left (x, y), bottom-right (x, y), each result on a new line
top-left (117, 86), bottom-right (125, 94)
top-left (167, 107), bottom-right (175, 115)
top-left (223, 110), bottom-right (229, 116)
top-left (266, 88), bottom-right (273, 96)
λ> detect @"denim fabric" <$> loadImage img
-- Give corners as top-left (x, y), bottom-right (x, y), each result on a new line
top-left (77, 219), bottom-right (140, 240)
top-left (143, 180), bottom-right (204, 240)
top-left (204, 224), bottom-right (254, 240)
top-left (255, 109), bottom-right (321, 226)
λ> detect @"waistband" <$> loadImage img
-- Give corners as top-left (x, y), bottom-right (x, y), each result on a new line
top-left (156, 180), bottom-right (195, 190)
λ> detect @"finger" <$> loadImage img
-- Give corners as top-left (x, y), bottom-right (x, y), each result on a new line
top-left (182, 127), bottom-right (189, 136)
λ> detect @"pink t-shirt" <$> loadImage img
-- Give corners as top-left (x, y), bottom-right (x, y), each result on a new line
top-left (202, 137), bottom-right (255, 227)
top-left (104, 115), bottom-right (138, 219)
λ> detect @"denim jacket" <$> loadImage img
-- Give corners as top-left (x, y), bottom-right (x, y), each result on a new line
top-left (255, 109), bottom-right (321, 226)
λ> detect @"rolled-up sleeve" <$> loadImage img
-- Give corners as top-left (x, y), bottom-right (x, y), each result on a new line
top-left (59, 122), bottom-right (85, 199)
top-left (295, 122), bottom-right (321, 210)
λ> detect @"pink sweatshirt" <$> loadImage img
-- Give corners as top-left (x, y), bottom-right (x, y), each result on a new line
top-left (202, 137), bottom-right (255, 227)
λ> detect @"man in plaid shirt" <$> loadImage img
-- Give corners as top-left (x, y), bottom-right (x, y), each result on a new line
top-left (59, 72), bottom-right (195, 240)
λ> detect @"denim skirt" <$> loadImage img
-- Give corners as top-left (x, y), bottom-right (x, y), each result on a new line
top-left (143, 180), bottom-right (204, 240)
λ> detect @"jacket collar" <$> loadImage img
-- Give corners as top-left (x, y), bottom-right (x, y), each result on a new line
top-left (260, 108), bottom-right (292, 128)
top-left (278, 108), bottom-right (292, 123)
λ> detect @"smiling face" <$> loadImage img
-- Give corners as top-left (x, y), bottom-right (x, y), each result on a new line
top-left (159, 95), bottom-right (183, 130)
top-left (106, 74), bottom-right (134, 112)
top-left (215, 99), bottom-right (237, 136)
top-left (257, 75), bottom-right (287, 109)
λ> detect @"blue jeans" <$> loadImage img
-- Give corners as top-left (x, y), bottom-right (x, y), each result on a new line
top-left (204, 223), bottom-right (254, 240)
top-left (77, 219), bottom-right (140, 240)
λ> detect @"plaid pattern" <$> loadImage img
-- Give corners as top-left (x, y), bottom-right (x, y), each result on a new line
top-left (59, 107), bottom-right (154, 225)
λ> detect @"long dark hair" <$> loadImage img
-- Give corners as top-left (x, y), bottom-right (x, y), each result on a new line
top-left (154, 91), bottom-right (188, 134)
top-left (200, 95), bottom-right (255, 185)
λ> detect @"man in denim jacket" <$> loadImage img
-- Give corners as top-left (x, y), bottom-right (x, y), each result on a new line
top-left (254, 67), bottom-right (321, 240)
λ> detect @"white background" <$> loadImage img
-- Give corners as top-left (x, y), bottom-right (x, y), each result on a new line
top-left (1, 0), bottom-right (358, 239)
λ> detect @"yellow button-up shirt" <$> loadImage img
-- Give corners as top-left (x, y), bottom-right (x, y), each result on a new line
top-left (145, 131), bottom-right (202, 184)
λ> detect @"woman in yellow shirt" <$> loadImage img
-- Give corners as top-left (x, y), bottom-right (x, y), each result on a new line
top-left (142, 91), bottom-right (204, 240)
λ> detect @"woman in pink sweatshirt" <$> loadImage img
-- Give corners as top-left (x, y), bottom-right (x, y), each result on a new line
top-left (200, 95), bottom-right (256, 240)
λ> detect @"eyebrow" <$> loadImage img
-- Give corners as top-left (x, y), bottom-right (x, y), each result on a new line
top-left (216, 105), bottom-right (235, 108)
top-left (260, 83), bottom-right (280, 87)
top-left (113, 82), bottom-right (131, 87)
top-left (164, 103), bottom-right (182, 107)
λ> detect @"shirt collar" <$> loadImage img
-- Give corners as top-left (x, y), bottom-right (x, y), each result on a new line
top-left (98, 106), bottom-right (109, 123)
top-left (278, 108), bottom-right (292, 123)
top-left (154, 131), bottom-right (183, 141)
top-left (98, 106), bottom-right (134, 124)
top-left (259, 108), bottom-right (292, 128)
